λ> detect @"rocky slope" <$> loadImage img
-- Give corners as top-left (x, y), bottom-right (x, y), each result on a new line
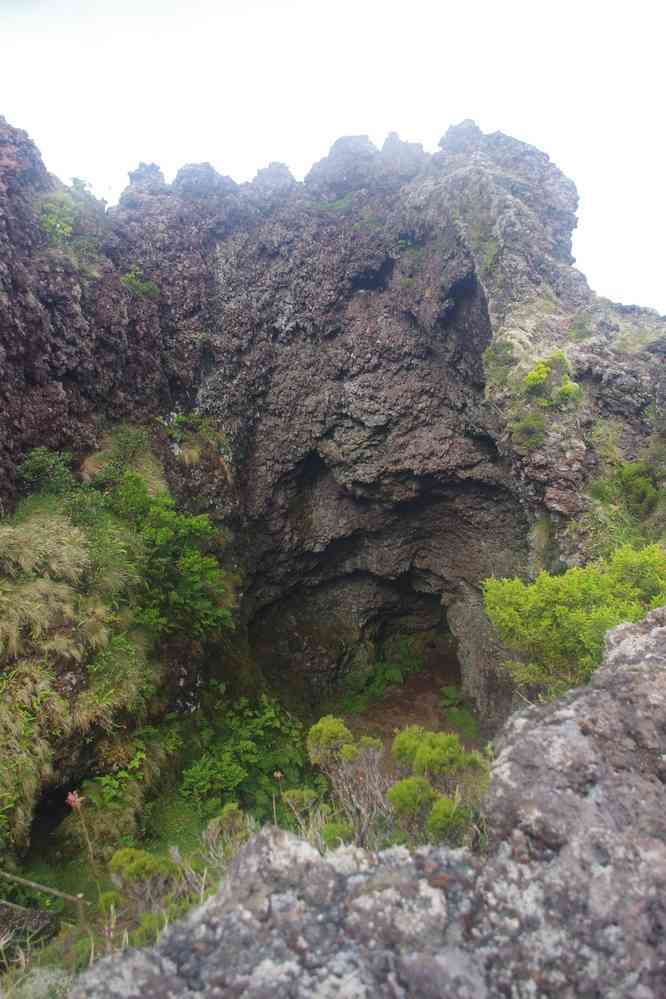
top-left (71, 608), bottom-right (666, 998)
top-left (1, 115), bottom-right (665, 723)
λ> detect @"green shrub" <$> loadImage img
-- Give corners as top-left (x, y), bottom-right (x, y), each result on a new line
top-left (510, 412), bottom-right (546, 451)
top-left (439, 685), bottom-right (464, 708)
top-left (306, 716), bottom-right (354, 766)
top-left (614, 461), bottom-right (659, 519)
top-left (320, 821), bottom-right (354, 849)
top-left (391, 726), bottom-right (477, 777)
top-left (120, 267), bottom-right (160, 300)
top-left (306, 718), bottom-right (390, 848)
top-left (40, 191), bottom-right (79, 243)
top-left (97, 889), bottom-right (122, 914)
top-left (484, 543), bottom-right (666, 696)
top-left (556, 374), bottom-right (583, 405)
top-left (482, 339), bottom-right (515, 387)
top-left (129, 911), bottom-right (166, 947)
top-left (106, 473), bottom-right (233, 640)
top-left (387, 777), bottom-right (436, 819)
top-left (17, 448), bottom-right (75, 495)
top-left (337, 637), bottom-right (423, 713)
top-left (181, 695), bottom-right (306, 821)
top-left (110, 847), bottom-right (175, 883)
top-left (523, 361), bottom-right (550, 396)
top-left (426, 795), bottom-right (471, 845)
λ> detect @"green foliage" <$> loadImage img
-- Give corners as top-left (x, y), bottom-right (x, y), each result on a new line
top-left (120, 266), bottom-right (160, 300)
top-left (570, 455), bottom-right (664, 560)
top-left (483, 339), bottom-right (515, 387)
top-left (17, 449), bottom-right (75, 495)
top-left (555, 374), bottom-right (583, 405)
top-left (320, 193), bottom-right (355, 215)
top-left (181, 694), bottom-right (307, 821)
top-left (109, 847), bottom-right (175, 884)
top-left (445, 706), bottom-right (479, 742)
top-left (39, 192), bottom-right (79, 243)
top-left (336, 637), bottom-right (423, 713)
top-left (439, 685), bottom-right (464, 708)
top-left (306, 716), bottom-right (354, 766)
top-left (128, 911), bottom-right (167, 948)
top-left (426, 794), bottom-right (471, 845)
top-left (387, 777), bottom-right (436, 818)
top-left (484, 543), bottom-right (666, 696)
top-left (509, 411), bottom-right (546, 451)
top-left (590, 461), bottom-right (658, 520)
top-left (438, 686), bottom-right (480, 740)
top-left (391, 726), bottom-right (480, 777)
top-left (106, 472), bottom-right (233, 640)
top-left (320, 821), bottom-right (354, 849)
top-left (567, 312), bottom-right (595, 341)
top-left (38, 184), bottom-right (105, 269)
top-left (519, 353), bottom-right (576, 406)
top-left (0, 441), bottom-right (231, 857)
top-left (509, 351), bottom-right (580, 451)
top-left (523, 360), bottom-right (550, 395)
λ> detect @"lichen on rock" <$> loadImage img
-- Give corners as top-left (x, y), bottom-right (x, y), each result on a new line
top-left (72, 608), bottom-right (666, 998)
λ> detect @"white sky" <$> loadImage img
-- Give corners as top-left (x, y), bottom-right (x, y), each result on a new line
top-left (2, 0), bottom-right (664, 313)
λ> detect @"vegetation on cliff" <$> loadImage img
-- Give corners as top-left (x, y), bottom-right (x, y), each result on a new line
top-left (485, 444), bottom-right (666, 698)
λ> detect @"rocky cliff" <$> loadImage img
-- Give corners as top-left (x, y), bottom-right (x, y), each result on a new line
top-left (71, 608), bottom-right (666, 998)
top-left (1, 115), bottom-right (664, 722)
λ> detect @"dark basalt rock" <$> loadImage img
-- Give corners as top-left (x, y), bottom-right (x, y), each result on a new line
top-left (71, 608), bottom-right (666, 998)
top-left (1, 113), bottom-right (665, 720)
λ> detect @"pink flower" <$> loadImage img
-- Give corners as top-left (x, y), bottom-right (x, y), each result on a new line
top-left (66, 790), bottom-right (84, 811)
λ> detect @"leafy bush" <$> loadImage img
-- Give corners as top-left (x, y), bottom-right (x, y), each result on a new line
top-left (39, 192), bottom-right (79, 243)
top-left (17, 448), bottom-right (75, 495)
top-left (590, 461), bottom-right (659, 520)
top-left (556, 374), bottom-right (583, 405)
top-left (439, 685), bottom-right (464, 709)
top-left (509, 411), bottom-right (546, 451)
top-left (106, 472), bottom-right (233, 640)
top-left (336, 637), bottom-right (423, 713)
top-left (391, 726), bottom-right (478, 777)
top-left (320, 821), bottom-right (354, 849)
top-left (482, 339), bottom-right (515, 387)
top-left (445, 706), bottom-right (479, 741)
top-left (181, 695), bottom-right (307, 821)
top-left (387, 776), bottom-right (436, 841)
top-left (484, 543), bottom-right (666, 696)
top-left (426, 794), bottom-right (471, 845)
top-left (306, 718), bottom-right (390, 848)
top-left (306, 716), bottom-right (354, 766)
top-left (109, 847), bottom-right (180, 913)
top-left (523, 360), bottom-right (550, 395)
top-left (120, 266), bottom-right (160, 300)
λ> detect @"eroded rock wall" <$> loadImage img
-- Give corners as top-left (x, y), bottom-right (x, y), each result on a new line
top-left (72, 608), bottom-right (666, 998)
top-left (1, 113), bottom-right (664, 716)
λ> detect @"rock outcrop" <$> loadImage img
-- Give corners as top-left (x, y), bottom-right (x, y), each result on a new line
top-left (1, 114), bottom-right (665, 720)
top-left (72, 608), bottom-right (666, 998)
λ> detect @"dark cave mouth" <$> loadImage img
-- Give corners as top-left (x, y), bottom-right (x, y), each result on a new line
top-left (247, 576), bottom-right (463, 714)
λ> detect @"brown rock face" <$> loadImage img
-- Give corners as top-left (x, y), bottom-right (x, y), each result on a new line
top-left (1, 115), bottom-right (664, 720)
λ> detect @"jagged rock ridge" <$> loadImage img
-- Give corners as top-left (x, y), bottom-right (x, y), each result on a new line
top-left (72, 609), bottom-right (666, 998)
top-left (1, 115), bottom-right (664, 722)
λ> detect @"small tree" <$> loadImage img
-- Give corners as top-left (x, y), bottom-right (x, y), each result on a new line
top-left (306, 718), bottom-right (391, 847)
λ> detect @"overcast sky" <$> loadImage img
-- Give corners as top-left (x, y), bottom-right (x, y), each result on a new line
top-left (2, 0), bottom-right (664, 313)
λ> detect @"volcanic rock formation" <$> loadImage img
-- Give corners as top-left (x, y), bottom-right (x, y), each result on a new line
top-left (71, 608), bottom-right (666, 998)
top-left (1, 115), bottom-right (664, 722)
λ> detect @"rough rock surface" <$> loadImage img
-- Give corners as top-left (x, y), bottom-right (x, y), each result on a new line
top-left (73, 609), bottom-right (666, 998)
top-left (2, 114), bottom-right (665, 717)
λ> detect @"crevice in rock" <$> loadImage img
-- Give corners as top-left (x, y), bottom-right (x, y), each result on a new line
top-left (349, 255), bottom-right (394, 293)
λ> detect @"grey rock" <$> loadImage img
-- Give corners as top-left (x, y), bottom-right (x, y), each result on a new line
top-left (73, 609), bottom-right (666, 998)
